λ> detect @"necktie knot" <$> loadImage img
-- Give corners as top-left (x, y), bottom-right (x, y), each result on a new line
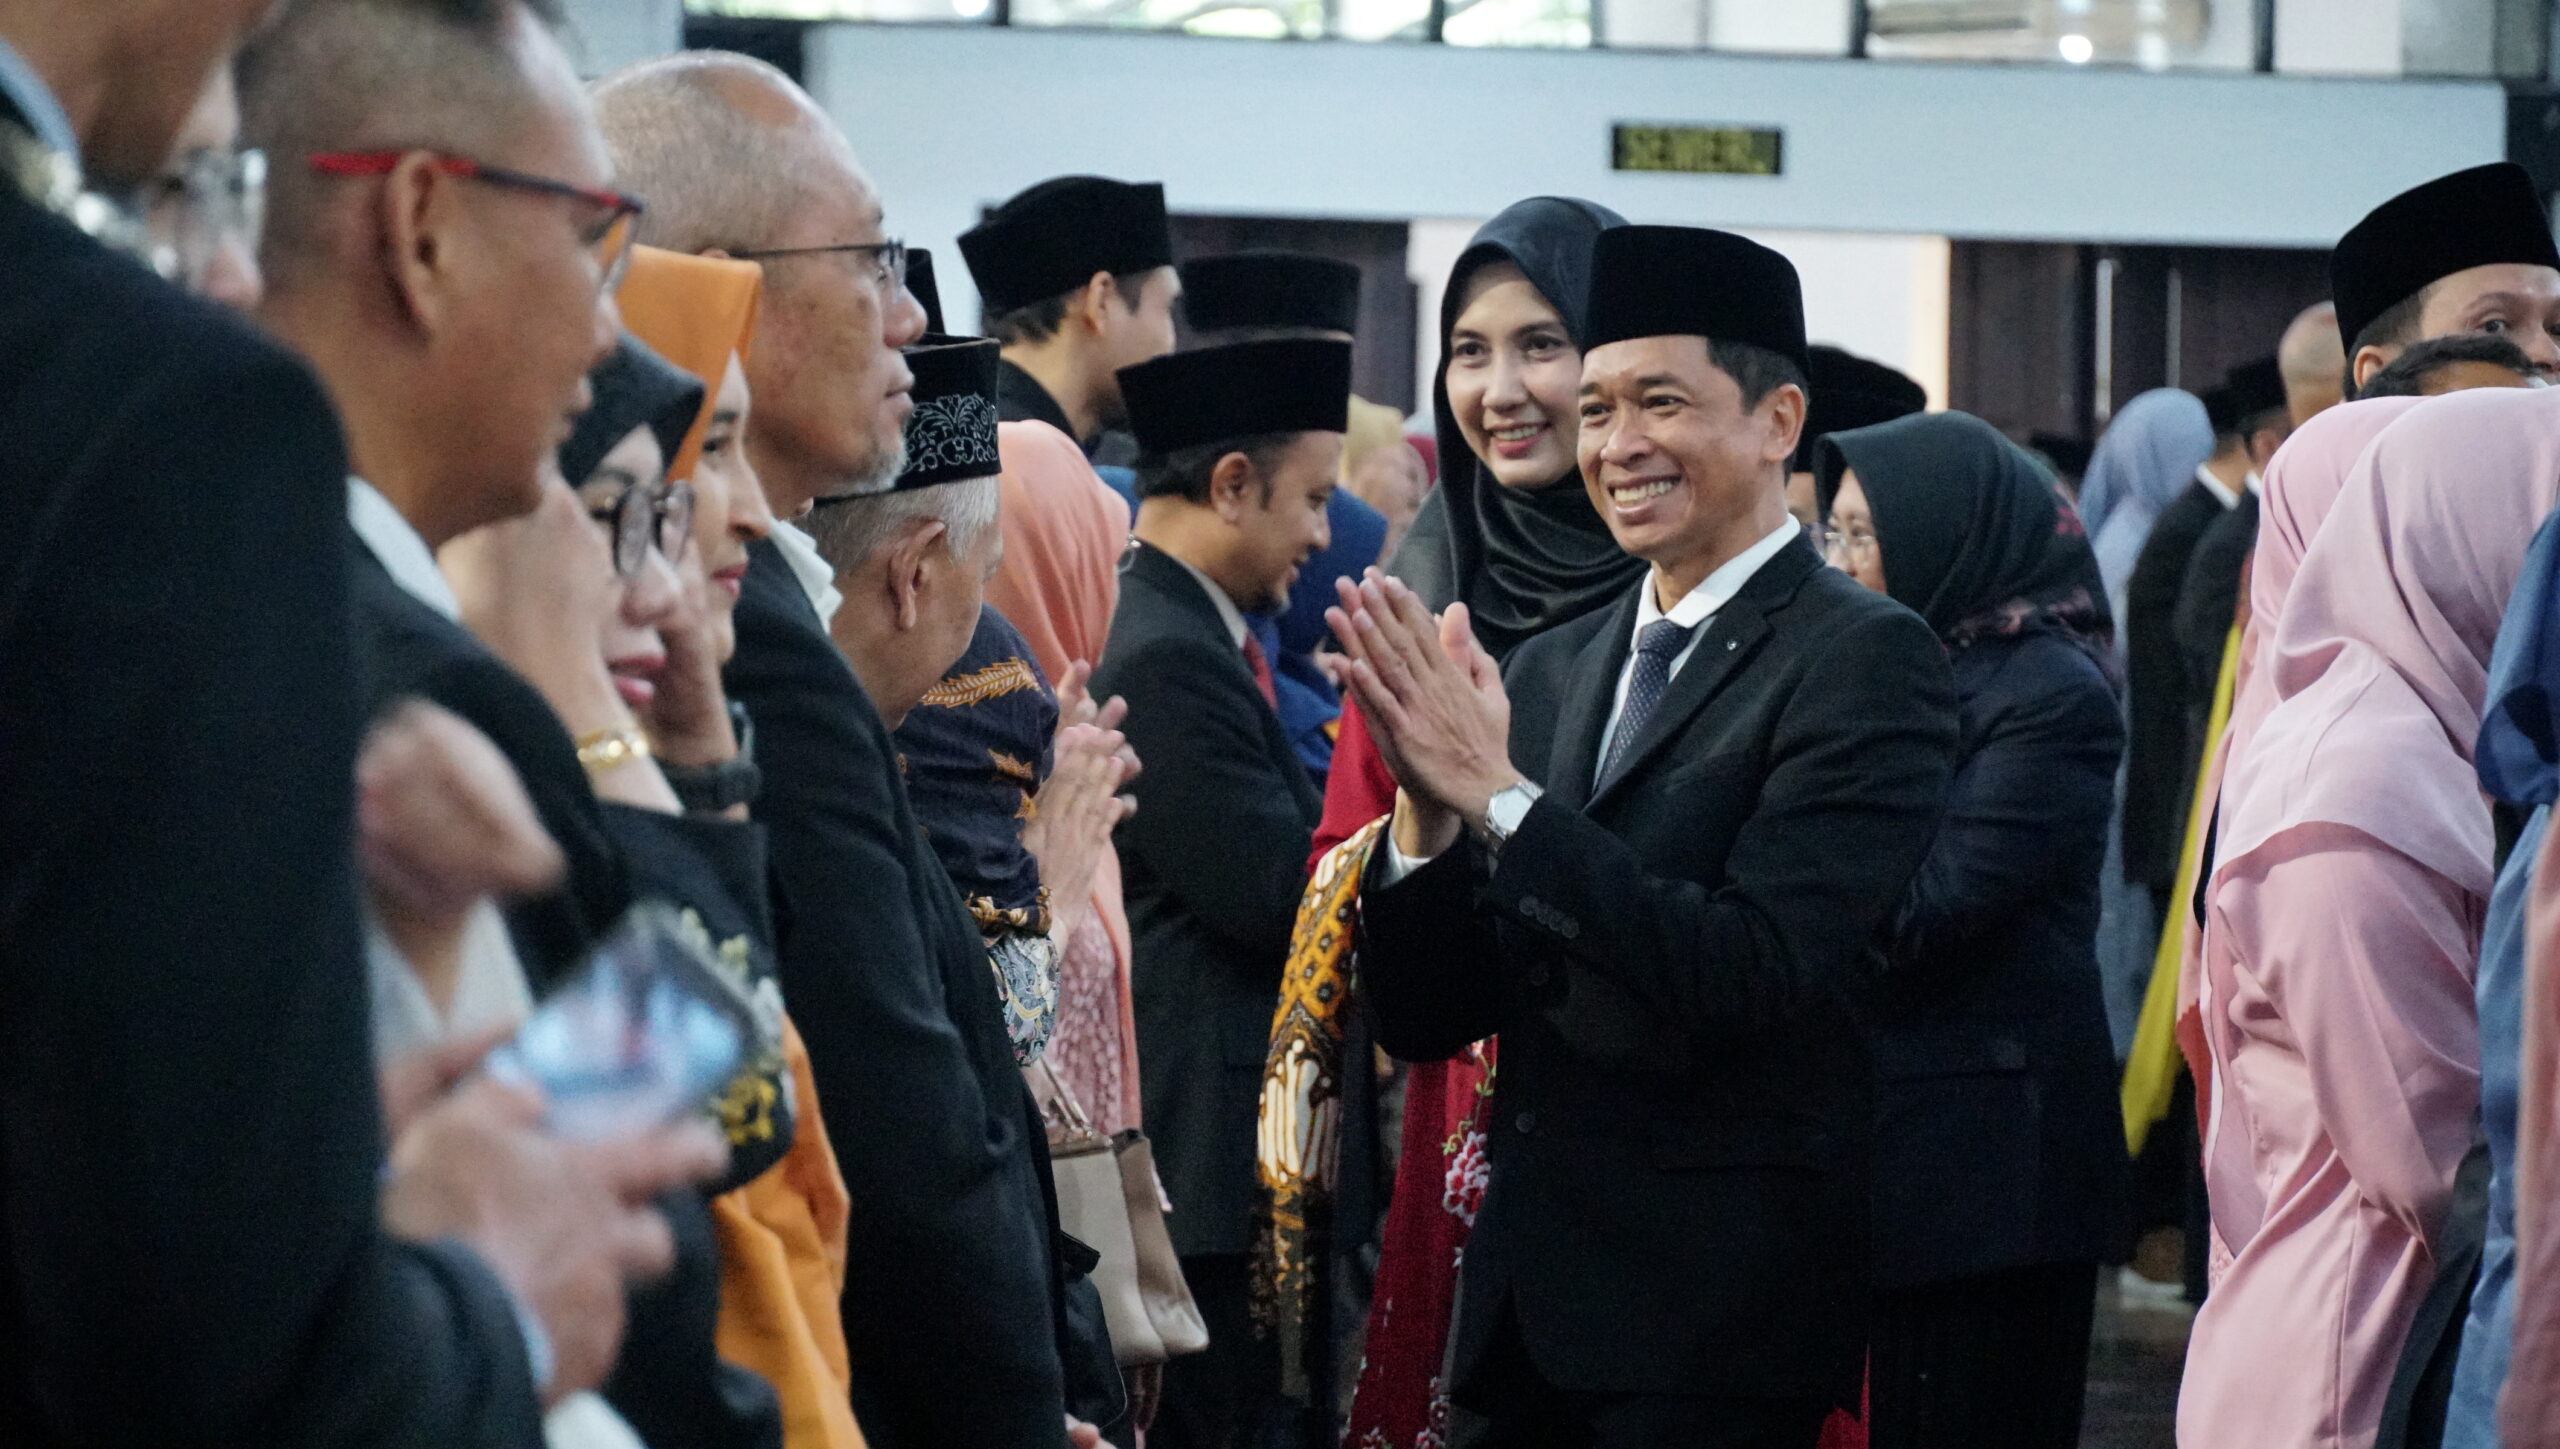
top-left (1240, 632), bottom-right (1278, 709)
top-left (1636, 618), bottom-right (1692, 663)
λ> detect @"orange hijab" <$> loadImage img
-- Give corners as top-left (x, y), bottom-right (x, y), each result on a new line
top-left (615, 245), bottom-right (763, 485)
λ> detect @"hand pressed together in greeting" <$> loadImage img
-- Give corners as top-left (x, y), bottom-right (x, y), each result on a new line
top-left (1326, 570), bottom-right (1522, 858)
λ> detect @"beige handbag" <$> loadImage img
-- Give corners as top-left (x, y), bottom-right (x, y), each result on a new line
top-left (1037, 1062), bottom-right (1210, 1366)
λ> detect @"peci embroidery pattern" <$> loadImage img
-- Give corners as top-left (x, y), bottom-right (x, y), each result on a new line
top-left (903, 393), bottom-right (1002, 474)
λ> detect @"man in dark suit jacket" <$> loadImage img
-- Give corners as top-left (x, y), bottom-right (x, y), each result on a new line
top-left (1089, 338), bottom-right (1350, 1449)
top-left (0, 6), bottom-right (712, 1444)
top-left (1333, 227), bottom-right (1957, 1448)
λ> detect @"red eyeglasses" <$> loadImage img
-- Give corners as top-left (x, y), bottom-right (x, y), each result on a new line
top-left (308, 151), bottom-right (645, 293)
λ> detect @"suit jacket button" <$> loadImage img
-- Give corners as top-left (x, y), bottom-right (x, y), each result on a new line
top-left (1515, 1110), bottom-right (1538, 1135)
top-left (1523, 960), bottom-right (1550, 987)
top-left (1558, 919), bottom-right (1580, 940)
top-left (1519, 894), bottom-right (1543, 917)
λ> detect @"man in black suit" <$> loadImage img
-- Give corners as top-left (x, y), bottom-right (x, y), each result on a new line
top-left (1331, 225), bottom-right (1957, 1448)
top-left (0, 3), bottom-right (716, 1445)
top-left (1088, 338), bottom-right (1350, 1449)
top-left (2121, 366), bottom-right (2285, 904)
top-left (2171, 358), bottom-right (2292, 743)
top-left (593, 55), bottom-right (1113, 1448)
top-left (961, 174), bottom-right (1180, 458)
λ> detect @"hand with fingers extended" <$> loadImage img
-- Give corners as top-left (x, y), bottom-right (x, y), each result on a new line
top-left (1053, 660), bottom-right (1143, 784)
top-left (643, 548), bottom-right (741, 773)
top-left (380, 1071), bottom-right (728, 1405)
top-left (1025, 697), bottom-right (1139, 944)
top-left (1326, 570), bottom-right (1521, 846)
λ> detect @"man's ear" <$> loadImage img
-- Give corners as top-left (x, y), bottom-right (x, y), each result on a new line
top-left (2351, 343), bottom-right (2395, 391)
top-left (380, 152), bottom-right (459, 334)
top-left (1071, 271), bottom-right (1117, 338)
top-left (1761, 382), bottom-right (1808, 466)
top-left (1207, 450), bottom-right (1256, 523)
top-left (2248, 425), bottom-right (2288, 472)
top-left (884, 517), bottom-right (947, 632)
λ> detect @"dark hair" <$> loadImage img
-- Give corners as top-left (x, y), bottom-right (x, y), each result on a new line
top-left (2354, 329), bottom-right (2537, 399)
top-left (1707, 337), bottom-right (1808, 411)
top-left (1133, 431), bottom-right (1301, 505)
top-left (987, 268), bottom-right (1160, 346)
top-left (2343, 282), bottom-right (2434, 397)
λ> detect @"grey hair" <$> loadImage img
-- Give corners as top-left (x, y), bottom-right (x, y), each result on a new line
top-left (805, 476), bottom-right (1002, 578)
top-left (590, 52), bottom-right (840, 256)
top-left (239, 0), bottom-right (567, 292)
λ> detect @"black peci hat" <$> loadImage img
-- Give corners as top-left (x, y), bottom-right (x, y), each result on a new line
top-left (2218, 356), bottom-right (2287, 432)
top-left (907, 246), bottom-right (948, 337)
top-left (958, 175), bottom-right (1173, 318)
top-left (1180, 251), bottom-right (1363, 335)
top-left (1581, 224), bottom-right (1809, 374)
top-left (2331, 162), bottom-right (2560, 351)
top-left (893, 336), bottom-right (1004, 491)
top-left (1118, 338), bottom-right (1352, 460)
top-left (1792, 344), bottom-right (1927, 472)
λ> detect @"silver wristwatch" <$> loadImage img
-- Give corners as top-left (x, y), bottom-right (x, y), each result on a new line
top-left (1476, 780), bottom-right (1545, 853)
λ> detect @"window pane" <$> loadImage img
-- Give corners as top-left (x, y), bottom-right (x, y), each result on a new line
top-left (1864, 0), bottom-right (2246, 70)
top-left (1441, 0), bottom-right (1591, 48)
top-left (686, 0), bottom-right (992, 19)
top-left (1006, 0), bottom-right (1324, 36)
top-left (1336, 0), bottom-right (1433, 42)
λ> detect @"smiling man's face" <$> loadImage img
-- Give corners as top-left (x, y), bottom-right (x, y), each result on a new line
top-left (1575, 333), bottom-right (1799, 586)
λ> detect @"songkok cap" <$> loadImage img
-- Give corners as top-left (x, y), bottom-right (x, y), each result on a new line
top-left (2210, 356), bottom-right (2286, 434)
top-left (894, 336), bottom-right (1004, 490)
top-left (1792, 344), bottom-right (1926, 473)
top-left (2331, 162), bottom-right (2560, 350)
top-left (1582, 224), bottom-right (1809, 374)
top-left (560, 333), bottom-right (705, 491)
top-left (907, 246), bottom-right (948, 336)
top-left (1118, 338), bottom-right (1352, 460)
top-left (1180, 251), bottom-right (1362, 335)
top-left (959, 175), bottom-right (1173, 317)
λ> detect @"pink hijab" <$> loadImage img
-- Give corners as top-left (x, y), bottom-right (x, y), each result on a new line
top-left (2217, 385), bottom-right (2560, 902)
top-left (2219, 398), bottom-right (2430, 777)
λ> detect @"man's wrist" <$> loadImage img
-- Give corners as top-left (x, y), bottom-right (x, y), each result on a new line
top-left (1455, 772), bottom-right (1533, 834)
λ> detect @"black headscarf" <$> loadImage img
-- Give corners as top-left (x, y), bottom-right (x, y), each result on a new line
top-left (1816, 411), bottom-right (2116, 673)
top-left (559, 334), bottom-right (705, 489)
top-left (1389, 196), bottom-right (1641, 661)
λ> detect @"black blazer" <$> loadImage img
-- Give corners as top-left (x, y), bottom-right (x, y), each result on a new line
top-left (1360, 538), bottom-right (1957, 1406)
top-left (2122, 478), bottom-right (2231, 890)
top-left (1089, 542), bottom-right (1324, 1258)
top-left (1871, 631), bottom-right (2131, 1290)
top-left (0, 183), bottom-right (543, 1447)
top-left (2174, 491), bottom-right (2259, 734)
top-left (723, 541), bottom-right (1070, 1447)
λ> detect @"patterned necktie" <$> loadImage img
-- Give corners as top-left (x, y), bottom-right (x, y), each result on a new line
top-left (1601, 618), bottom-right (1695, 782)
top-left (1241, 632), bottom-right (1279, 709)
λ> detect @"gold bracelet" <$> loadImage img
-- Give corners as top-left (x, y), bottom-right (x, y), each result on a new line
top-left (575, 726), bottom-right (652, 776)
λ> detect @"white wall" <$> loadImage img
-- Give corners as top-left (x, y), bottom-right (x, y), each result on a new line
top-left (560, 0), bottom-right (683, 75)
top-left (807, 23), bottom-right (2504, 334)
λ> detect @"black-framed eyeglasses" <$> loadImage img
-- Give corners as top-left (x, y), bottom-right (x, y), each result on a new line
top-left (730, 237), bottom-right (907, 295)
top-left (588, 478), bottom-right (696, 578)
top-left (309, 150), bottom-right (644, 295)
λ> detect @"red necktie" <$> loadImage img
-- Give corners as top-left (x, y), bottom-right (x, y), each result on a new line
top-left (1241, 633), bottom-right (1278, 709)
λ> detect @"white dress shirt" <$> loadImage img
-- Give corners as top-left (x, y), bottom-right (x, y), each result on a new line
top-left (348, 478), bottom-right (462, 619)
top-left (769, 517), bottom-right (844, 626)
top-left (1168, 550), bottom-right (1251, 649)
top-left (0, 34), bottom-right (78, 162)
top-left (2195, 464), bottom-right (2241, 512)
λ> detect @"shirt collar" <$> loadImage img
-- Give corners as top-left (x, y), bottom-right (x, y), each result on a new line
top-left (347, 478), bottom-right (460, 620)
top-left (768, 518), bottom-right (843, 626)
top-left (0, 35), bottom-right (78, 166)
top-left (1635, 517), bottom-right (1800, 635)
top-left (2245, 470), bottom-right (2264, 497)
top-left (1167, 551), bottom-right (1250, 650)
top-left (2195, 464), bottom-right (2241, 511)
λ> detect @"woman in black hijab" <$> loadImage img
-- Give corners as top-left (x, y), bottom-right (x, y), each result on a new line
top-left (1815, 411), bottom-right (2130, 1449)
top-left (1391, 195), bottom-right (1640, 659)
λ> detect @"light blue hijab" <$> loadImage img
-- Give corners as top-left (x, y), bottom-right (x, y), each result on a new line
top-left (2082, 389), bottom-right (2216, 629)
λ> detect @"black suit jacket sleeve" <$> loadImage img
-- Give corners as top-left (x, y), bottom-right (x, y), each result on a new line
top-left (1369, 605), bottom-right (1954, 1054)
top-left (1888, 643), bottom-right (2124, 994)
top-left (2173, 500), bottom-right (2254, 719)
top-left (0, 329), bottom-right (540, 1448)
top-left (1357, 843), bottom-right (1507, 1062)
top-left (1108, 633), bottom-right (1314, 953)
top-left (724, 564), bottom-right (1065, 1447)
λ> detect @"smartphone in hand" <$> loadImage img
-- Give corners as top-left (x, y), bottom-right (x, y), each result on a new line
top-left (487, 900), bottom-right (754, 1142)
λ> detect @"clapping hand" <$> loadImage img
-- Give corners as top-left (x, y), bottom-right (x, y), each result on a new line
top-left (1025, 662), bottom-right (1140, 944)
top-left (1326, 571), bottom-right (1520, 856)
